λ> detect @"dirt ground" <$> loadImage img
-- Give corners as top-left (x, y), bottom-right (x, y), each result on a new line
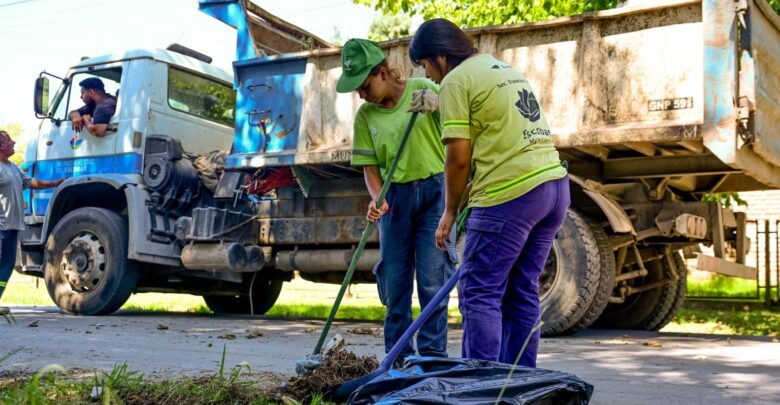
top-left (1, 306), bottom-right (779, 405)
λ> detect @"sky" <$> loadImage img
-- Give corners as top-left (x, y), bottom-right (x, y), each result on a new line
top-left (0, 0), bottom-right (376, 141)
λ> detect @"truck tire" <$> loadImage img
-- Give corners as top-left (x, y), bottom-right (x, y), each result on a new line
top-left (646, 252), bottom-right (687, 331)
top-left (540, 209), bottom-right (615, 336)
top-left (203, 272), bottom-right (283, 315)
top-left (594, 249), bottom-right (684, 330)
top-left (43, 208), bottom-right (138, 315)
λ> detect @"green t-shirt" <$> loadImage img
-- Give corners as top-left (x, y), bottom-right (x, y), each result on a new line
top-left (351, 78), bottom-right (445, 183)
top-left (440, 54), bottom-right (567, 208)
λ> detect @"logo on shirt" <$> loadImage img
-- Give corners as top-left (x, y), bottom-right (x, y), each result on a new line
top-left (369, 127), bottom-right (378, 138)
top-left (70, 134), bottom-right (83, 150)
top-left (516, 89), bottom-right (541, 122)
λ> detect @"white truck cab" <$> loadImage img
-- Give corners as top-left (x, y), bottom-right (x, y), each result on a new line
top-left (21, 46), bottom-right (260, 315)
top-left (30, 48), bottom-right (234, 219)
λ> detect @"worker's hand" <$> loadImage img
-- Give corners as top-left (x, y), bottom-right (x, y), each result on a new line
top-left (71, 114), bottom-right (84, 132)
top-left (366, 200), bottom-right (389, 222)
top-left (435, 210), bottom-right (456, 250)
top-left (407, 89), bottom-right (438, 114)
top-left (82, 115), bottom-right (92, 127)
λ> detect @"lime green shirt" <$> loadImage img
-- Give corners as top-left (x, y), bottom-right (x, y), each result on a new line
top-left (439, 54), bottom-right (566, 208)
top-left (351, 78), bottom-right (444, 183)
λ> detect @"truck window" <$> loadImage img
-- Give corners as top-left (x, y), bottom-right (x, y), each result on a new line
top-left (167, 67), bottom-right (235, 127)
top-left (51, 68), bottom-right (122, 122)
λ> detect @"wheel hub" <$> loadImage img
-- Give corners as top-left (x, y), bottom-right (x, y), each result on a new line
top-left (61, 233), bottom-right (106, 293)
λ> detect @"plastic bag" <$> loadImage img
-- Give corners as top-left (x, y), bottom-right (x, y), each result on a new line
top-left (348, 356), bottom-right (593, 405)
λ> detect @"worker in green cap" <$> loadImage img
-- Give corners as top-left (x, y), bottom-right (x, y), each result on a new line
top-left (337, 38), bottom-right (455, 366)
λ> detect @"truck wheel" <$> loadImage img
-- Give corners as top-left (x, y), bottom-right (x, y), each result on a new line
top-left (43, 208), bottom-right (138, 315)
top-left (594, 249), bottom-right (683, 330)
top-left (204, 272), bottom-right (283, 315)
top-left (540, 209), bottom-right (615, 336)
top-left (645, 252), bottom-right (687, 331)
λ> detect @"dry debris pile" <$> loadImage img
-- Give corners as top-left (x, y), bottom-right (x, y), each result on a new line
top-left (276, 345), bottom-right (378, 403)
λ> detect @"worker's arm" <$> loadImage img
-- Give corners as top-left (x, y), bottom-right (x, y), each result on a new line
top-left (435, 138), bottom-right (472, 249)
top-left (363, 165), bottom-right (389, 222)
top-left (82, 115), bottom-right (108, 137)
top-left (29, 178), bottom-right (64, 190)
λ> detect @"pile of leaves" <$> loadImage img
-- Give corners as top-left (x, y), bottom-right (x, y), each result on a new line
top-left (275, 346), bottom-right (378, 403)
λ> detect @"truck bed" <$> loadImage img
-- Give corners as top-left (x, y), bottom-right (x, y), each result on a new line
top-left (228, 0), bottom-right (780, 194)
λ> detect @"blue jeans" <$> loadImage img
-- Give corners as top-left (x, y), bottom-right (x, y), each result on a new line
top-left (459, 177), bottom-right (570, 367)
top-left (0, 230), bottom-right (19, 300)
top-left (375, 173), bottom-right (455, 359)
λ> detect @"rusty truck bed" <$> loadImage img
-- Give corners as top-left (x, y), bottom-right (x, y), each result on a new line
top-left (228, 0), bottom-right (780, 194)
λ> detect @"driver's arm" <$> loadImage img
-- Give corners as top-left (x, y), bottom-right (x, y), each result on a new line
top-left (82, 115), bottom-right (108, 137)
top-left (69, 104), bottom-right (93, 132)
top-left (68, 110), bottom-right (84, 131)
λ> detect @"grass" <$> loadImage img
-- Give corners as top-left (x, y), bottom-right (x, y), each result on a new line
top-left (661, 307), bottom-right (779, 337)
top-left (0, 274), bottom-right (464, 321)
top-left (3, 274), bottom-right (778, 337)
top-left (267, 303), bottom-right (463, 323)
top-left (0, 346), bottom-right (334, 405)
top-left (686, 274), bottom-right (760, 298)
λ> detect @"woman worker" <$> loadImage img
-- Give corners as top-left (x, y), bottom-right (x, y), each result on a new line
top-left (336, 38), bottom-right (455, 365)
top-left (408, 19), bottom-right (570, 368)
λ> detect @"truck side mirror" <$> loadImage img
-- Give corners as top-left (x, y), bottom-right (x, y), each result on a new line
top-left (34, 77), bottom-right (49, 117)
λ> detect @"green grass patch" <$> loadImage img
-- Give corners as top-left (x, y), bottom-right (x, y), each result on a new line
top-left (687, 275), bottom-right (758, 298)
top-left (0, 347), bottom-right (334, 405)
top-left (5, 273), bottom-right (777, 338)
top-left (266, 303), bottom-right (462, 323)
top-left (0, 275), bottom-right (51, 306)
top-left (662, 308), bottom-right (779, 336)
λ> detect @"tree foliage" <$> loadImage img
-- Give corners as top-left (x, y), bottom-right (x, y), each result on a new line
top-left (702, 192), bottom-right (748, 209)
top-left (354, 0), bottom-right (780, 28)
top-left (368, 14), bottom-right (412, 41)
top-left (354, 0), bottom-right (621, 27)
top-left (770, 0), bottom-right (780, 15)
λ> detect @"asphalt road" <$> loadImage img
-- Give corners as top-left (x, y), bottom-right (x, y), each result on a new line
top-left (1, 306), bottom-right (779, 404)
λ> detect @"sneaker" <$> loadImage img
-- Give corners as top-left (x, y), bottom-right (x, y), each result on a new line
top-left (0, 306), bottom-right (9, 315)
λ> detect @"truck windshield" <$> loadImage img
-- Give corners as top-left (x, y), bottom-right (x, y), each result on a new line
top-left (51, 68), bottom-right (122, 122)
top-left (167, 67), bottom-right (235, 127)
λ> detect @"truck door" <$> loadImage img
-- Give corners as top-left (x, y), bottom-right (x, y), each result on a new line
top-left (33, 66), bottom-right (123, 215)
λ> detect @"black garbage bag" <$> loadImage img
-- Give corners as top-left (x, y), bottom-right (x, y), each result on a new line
top-left (348, 357), bottom-right (593, 405)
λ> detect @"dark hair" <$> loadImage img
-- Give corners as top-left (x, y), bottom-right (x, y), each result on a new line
top-left (409, 18), bottom-right (478, 69)
top-left (79, 77), bottom-right (105, 92)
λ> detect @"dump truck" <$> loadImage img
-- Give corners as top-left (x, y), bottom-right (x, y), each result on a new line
top-left (19, 0), bottom-right (780, 336)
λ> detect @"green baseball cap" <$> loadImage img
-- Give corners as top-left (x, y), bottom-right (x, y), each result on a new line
top-left (336, 38), bottom-right (386, 93)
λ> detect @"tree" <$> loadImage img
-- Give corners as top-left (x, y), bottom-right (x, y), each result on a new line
top-left (1, 122), bottom-right (27, 165)
top-left (368, 14), bottom-right (412, 41)
top-left (354, 0), bottom-right (780, 28)
top-left (354, 0), bottom-right (621, 27)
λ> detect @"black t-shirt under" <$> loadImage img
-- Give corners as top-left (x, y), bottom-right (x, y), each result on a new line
top-left (77, 95), bottom-right (117, 125)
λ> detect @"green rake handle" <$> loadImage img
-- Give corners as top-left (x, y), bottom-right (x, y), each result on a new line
top-left (312, 112), bottom-right (419, 355)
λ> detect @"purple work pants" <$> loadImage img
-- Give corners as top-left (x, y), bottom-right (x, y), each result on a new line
top-left (459, 176), bottom-right (570, 367)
